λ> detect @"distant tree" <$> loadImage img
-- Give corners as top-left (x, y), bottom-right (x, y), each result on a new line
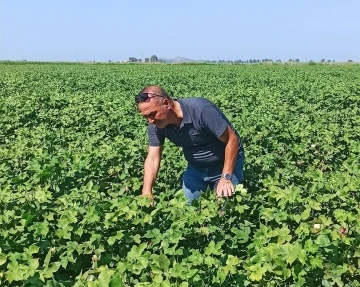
top-left (145, 58), bottom-right (149, 62)
top-left (289, 59), bottom-right (293, 62)
top-left (150, 55), bottom-right (158, 62)
top-left (348, 60), bottom-right (353, 62)
top-left (276, 59), bottom-right (281, 63)
top-left (138, 59), bottom-right (142, 63)
top-left (327, 60), bottom-right (331, 63)
top-left (128, 57), bottom-right (138, 62)
top-left (321, 59), bottom-right (326, 63)
top-left (309, 60), bottom-right (316, 65)
top-left (332, 60), bottom-right (335, 63)
top-left (108, 60), bottom-right (111, 63)
top-left (295, 59), bottom-right (300, 62)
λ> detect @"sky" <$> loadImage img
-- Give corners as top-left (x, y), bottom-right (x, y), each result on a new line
top-left (0, 0), bottom-right (359, 62)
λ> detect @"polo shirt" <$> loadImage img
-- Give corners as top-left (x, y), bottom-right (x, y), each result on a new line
top-left (148, 97), bottom-right (243, 168)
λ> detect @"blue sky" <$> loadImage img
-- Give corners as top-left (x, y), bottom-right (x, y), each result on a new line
top-left (1, 0), bottom-right (359, 62)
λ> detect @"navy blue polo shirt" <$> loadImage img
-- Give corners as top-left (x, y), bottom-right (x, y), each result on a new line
top-left (148, 97), bottom-right (242, 168)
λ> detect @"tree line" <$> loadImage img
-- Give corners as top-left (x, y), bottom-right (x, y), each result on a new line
top-left (125, 56), bottom-right (355, 63)
top-left (127, 55), bottom-right (159, 62)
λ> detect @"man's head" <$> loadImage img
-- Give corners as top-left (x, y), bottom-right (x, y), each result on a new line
top-left (135, 86), bottom-right (174, 128)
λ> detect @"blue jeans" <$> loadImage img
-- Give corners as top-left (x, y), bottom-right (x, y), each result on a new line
top-left (182, 150), bottom-right (245, 203)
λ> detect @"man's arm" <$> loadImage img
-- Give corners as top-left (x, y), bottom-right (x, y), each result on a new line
top-left (217, 126), bottom-right (240, 197)
top-left (218, 125), bottom-right (239, 176)
top-left (142, 146), bottom-right (163, 199)
top-left (199, 104), bottom-right (240, 197)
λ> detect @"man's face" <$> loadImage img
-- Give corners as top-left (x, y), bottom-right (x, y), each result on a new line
top-left (138, 98), bottom-right (169, 128)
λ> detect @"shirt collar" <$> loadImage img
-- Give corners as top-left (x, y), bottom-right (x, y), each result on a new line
top-left (177, 99), bottom-right (192, 129)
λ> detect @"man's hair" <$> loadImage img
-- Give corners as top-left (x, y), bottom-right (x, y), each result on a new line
top-left (138, 85), bottom-right (172, 100)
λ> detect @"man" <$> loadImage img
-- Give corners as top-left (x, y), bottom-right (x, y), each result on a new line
top-left (135, 85), bottom-right (245, 203)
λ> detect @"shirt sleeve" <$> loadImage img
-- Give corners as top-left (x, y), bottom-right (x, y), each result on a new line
top-left (200, 104), bottom-right (229, 138)
top-left (147, 124), bottom-right (165, 146)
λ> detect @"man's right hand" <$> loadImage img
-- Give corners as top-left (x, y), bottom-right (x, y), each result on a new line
top-left (142, 191), bottom-right (155, 206)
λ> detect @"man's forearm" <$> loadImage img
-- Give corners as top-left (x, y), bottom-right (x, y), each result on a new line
top-left (222, 135), bottom-right (239, 175)
top-left (142, 157), bottom-right (160, 195)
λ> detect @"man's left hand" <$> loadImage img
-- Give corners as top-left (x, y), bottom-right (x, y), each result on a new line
top-left (216, 178), bottom-right (234, 198)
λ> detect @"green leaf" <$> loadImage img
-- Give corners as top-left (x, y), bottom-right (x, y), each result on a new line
top-left (29, 259), bottom-right (39, 270)
top-left (48, 262), bottom-right (61, 273)
top-left (158, 253), bottom-right (170, 270)
top-left (301, 208), bottom-right (311, 220)
top-left (204, 241), bottom-right (224, 256)
top-left (26, 244), bottom-right (40, 255)
top-left (204, 256), bottom-right (216, 267)
top-left (248, 264), bottom-right (267, 281)
top-left (161, 280), bottom-right (171, 287)
top-left (86, 180), bottom-right (94, 191)
top-left (334, 209), bottom-right (347, 222)
top-left (133, 234), bottom-right (141, 244)
top-left (309, 199), bottom-right (321, 211)
top-left (287, 242), bottom-right (306, 265)
top-left (41, 262), bottom-right (61, 279)
top-left (5, 269), bottom-right (24, 282)
top-left (282, 268), bottom-right (291, 278)
top-left (153, 274), bottom-right (163, 283)
top-left (107, 231), bottom-right (124, 246)
top-left (322, 279), bottom-right (332, 287)
top-left (98, 267), bottom-right (114, 287)
top-left (310, 256), bottom-right (323, 269)
top-left (43, 249), bottom-right (52, 268)
top-left (128, 243), bottom-right (147, 261)
top-left (231, 227), bottom-right (249, 243)
top-left (304, 239), bottom-right (319, 254)
top-left (61, 257), bottom-right (68, 269)
top-left (315, 234), bottom-right (330, 248)
top-left (226, 255), bottom-right (241, 266)
top-left (354, 249), bottom-right (360, 257)
top-left (0, 253), bottom-right (7, 267)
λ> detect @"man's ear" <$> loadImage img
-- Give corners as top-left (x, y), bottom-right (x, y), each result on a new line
top-left (163, 98), bottom-right (170, 107)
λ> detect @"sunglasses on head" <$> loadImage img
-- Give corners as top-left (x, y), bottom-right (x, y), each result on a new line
top-left (135, 92), bottom-right (165, 103)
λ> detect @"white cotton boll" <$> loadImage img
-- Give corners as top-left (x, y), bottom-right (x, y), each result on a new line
top-left (313, 223), bottom-right (321, 229)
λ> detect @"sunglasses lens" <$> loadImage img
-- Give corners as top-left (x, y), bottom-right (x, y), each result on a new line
top-left (135, 93), bottom-right (149, 103)
top-left (141, 93), bottom-right (149, 100)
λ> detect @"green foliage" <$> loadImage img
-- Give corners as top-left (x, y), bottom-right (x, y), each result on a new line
top-left (0, 63), bottom-right (360, 286)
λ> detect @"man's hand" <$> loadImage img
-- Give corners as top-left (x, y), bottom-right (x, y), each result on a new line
top-left (142, 191), bottom-right (155, 206)
top-left (216, 178), bottom-right (234, 198)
